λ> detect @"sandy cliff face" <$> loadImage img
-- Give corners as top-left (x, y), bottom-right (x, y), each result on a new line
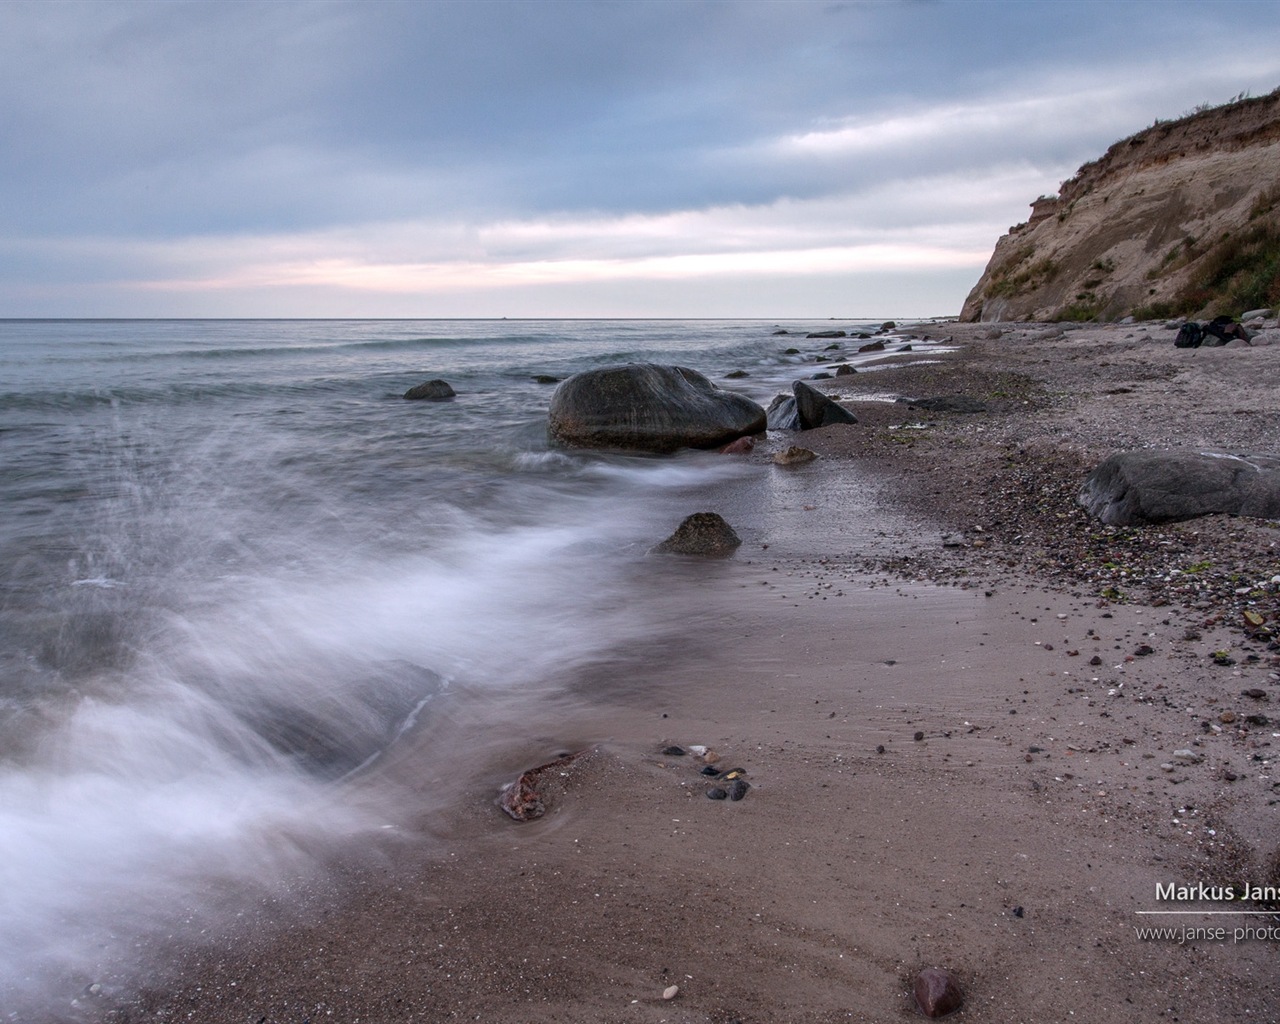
top-left (962, 88), bottom-right (1280, 322)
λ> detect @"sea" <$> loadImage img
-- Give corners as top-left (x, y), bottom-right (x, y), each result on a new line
top-left (0, 317), bottom-right (940, 1013)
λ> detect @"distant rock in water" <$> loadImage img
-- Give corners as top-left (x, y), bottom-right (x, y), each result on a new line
top-left (1078, 450), bottom-right (1280, 525)
top-left (404, 379), bottom-right (456, 401)
top-left (806, 330), bottom-right (846, 339)
top-left (548, 363), bottom-right (766, 453)
top-left (651, 512), bottom-right (742, 558)
top-left (532, 374), bottom-right (562, 384)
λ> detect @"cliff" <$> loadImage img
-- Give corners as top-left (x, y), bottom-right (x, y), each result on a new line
top-left (961, 87), bottom-right (1280, 323)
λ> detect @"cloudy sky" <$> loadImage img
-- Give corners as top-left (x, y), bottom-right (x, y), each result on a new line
top-left (3, 1), bottom-right (1279, 319)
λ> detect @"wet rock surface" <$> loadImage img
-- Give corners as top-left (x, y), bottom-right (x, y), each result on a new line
top-left (651, 512), bottom-right (742, 558)
top-left (403, 379), bottom-right (456, 400)
top-left (547, 363), bottom-right (766, 453)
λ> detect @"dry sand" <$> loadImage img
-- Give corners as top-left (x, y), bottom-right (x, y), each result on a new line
top-left (63, 322), bottom-right (1280, 1024)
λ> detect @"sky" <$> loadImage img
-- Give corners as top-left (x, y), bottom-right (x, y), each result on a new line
top-left (3, 0), bottom-right (1279, 319)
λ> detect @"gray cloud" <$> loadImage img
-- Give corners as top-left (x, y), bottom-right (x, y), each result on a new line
top-left (2, 0), bottom-right (1278, 314)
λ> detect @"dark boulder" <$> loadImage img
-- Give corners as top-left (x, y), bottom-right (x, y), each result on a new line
top-left (914, 968), bottom-right (963, 1018)
top-left (793, 381), bottom-right (858, 428)
top-left (651, 512), bottom-right (742, 558)
top-left (532, 374), bottom-right (562, 384)
top-left (857, 339), bottom-right (886, 353)
top-left (1078, 450), bottom-right (1280, 525)
top-left (547, 364), bottom-right (766, 453)
top-left (724, 369), bottom-right (750, 379)
top-left (766, 394), bottom-right (801, 431)
top-left (834, 364), bottom-right (857, 376)
top-left (806, 330), bottom-right (846, 339)
top-left (404, 379), bottom-right (456, 401)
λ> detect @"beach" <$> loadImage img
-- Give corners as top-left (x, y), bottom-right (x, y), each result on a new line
top-left (50, 321), bottom-right (1280, 1024)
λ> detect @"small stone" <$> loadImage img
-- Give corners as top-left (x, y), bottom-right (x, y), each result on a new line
top-left (941, 532), bottom-right (966, 548)
top-left (1224, 770), bottom-right (1239, 782)
top-left (652, 513), bottom-right (742, 558)
top-left (1246, 714), bottom-right (1271, 726)
top-left (701, 765), bottom-right (721, 776)
top-left (724, 369), bottom-right (750, 379)
top-left (914, 730), bottom-right (925, 742)
top-left (1172, 749), bottom-right (1203, 764)
top-left (1160, 763), bottom-right (1175, 772)
top-left (773, 445), bottom-right (818, 466)
top-left (1220, 711), bottom-right (1237, 724)
top-left (1042, 643), bottom-right (1054, 651)
top-left (663, 984), bottom-right (679, 1000)
top-left (876, 744), bottom-right (886, 755)
top-left (719, 436), bottom-right (755, 455)
top-left (1089, 655), bottom-right (1103, 666)
top-left (1242, 688), bottom-right (1268, 700)
top-left (1135, 644), bottom-right (1155, 657)
top-left (728, 779), bottom-right (750, 801)
top-left (663, 746), bottom-right (687, 756)
top-left (706, 787), bottom-right (728, 800)
top-left (1012, 906), bottom-right (1024, 918)
top-left (914, 967), bottom-right (963, 1018)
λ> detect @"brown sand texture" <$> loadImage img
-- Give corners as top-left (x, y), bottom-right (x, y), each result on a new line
top-left (78, 322), bottom-right (1280, 1024)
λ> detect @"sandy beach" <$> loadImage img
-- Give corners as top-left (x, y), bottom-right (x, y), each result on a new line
top-left (59, 322), bottom-right (1280, 1024)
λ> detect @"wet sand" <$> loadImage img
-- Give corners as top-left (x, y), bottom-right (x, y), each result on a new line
top-left (63, 322), bottom-right (1280, 1023)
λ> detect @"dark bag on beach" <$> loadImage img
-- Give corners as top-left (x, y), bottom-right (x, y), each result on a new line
top-left (1174, 322), bottom-right (1203, 348)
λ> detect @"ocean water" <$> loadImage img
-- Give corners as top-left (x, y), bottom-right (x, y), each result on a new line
top-left (0, 318), bottom-right (931, 1011)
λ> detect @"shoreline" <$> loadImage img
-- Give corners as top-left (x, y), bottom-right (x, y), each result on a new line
top-left (59, 322), bottom-right (1280, 1023)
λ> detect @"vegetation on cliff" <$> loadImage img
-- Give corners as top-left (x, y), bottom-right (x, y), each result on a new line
top-left (962, 88), bottom-right (1280, 322)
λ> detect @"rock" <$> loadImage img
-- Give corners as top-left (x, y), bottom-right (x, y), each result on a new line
top-left (1134, 644), bottom-right (1155, 656)
top-left (706, 787), bottom-right (728, 800)
top-left (896, 395), bottom-right (988, 414)
top-left (1089, 655), bottom-right (1103, 666)
top-left (914, 967), bottom-right (963, 1018)
top-left (811, 371), bottom-right (833, 380)
top-left (783, 347), bottom-right (801, 355)
top-left (1242, 308), bottom-right (1274, 321)
top-left (719, 436), bottom-right (756, 455)
top-left (857, 339), bottom-right (886, 353)
top-left (834, 364), bottom-right (857, 376)
top-left (914, 730), bottom-right (925, 741)
top-left (532, 375), bottom-right (562, 384)
top-left (941, 532), bottom-right (966, 547)
top-left (547, 364), bottom-right (766, 454)
top-left (824, 342), bottom-right (842, 351)
top-left (662, 745), bottom-right (687, 756)
top-left (1242, 688), bottom-right (1268, 700)
top-left (662, 984), bottom-right (679, 1000)
top-left (724, 369), bottom-right (750, 379)
top-left (880, 321), bottom-right (897, 331)
top-left (404, 379), bottom-right (456, 401)
top-left (651, 512), bottom-right (742, 558)
top-left (728, 778), bottom-right (750, 801)
top-left (774, 445), bottom-right (817, 466)
top-left (806, 330), bottom-right (846, 339)
top-left (766, 394), bottom-right (800, 431)
top-left (772, 329), bottom-right (790, 335)
top-left (701, 765), bottom-right (720, 776)
top-left (1172, 749), bottom-right (1203, 764)
top-left (499, 749), bottom-right (591, 821)
top-left (793, 381), bottom-right (858, 429)
top-left (1077, 450), bottom-right (1280, 526)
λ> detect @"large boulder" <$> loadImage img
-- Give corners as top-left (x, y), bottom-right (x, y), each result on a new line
top-left (404, 379), bottom-right (455, 401)
top-left (1078, 451), bottom-right (1280, 525)
top-left (547, 364), bottom-right (766, 453)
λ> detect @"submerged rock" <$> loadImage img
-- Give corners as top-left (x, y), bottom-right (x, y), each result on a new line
top-left (652, 512), bottom-right (742, 558)
top-left (1078, 450), bottom-right (1280, 525)
top-left (547, 363), bottom-right (766, 453)
top-left (404, 379), bottom-right (456, 401)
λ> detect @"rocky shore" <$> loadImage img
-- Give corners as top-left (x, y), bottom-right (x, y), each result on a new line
top-left (60, 322), bottom-right (1280, 1024)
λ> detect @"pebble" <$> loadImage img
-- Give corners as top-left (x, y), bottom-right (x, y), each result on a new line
top-left (700, 765), bottom-right (720, 776)
top-left (706, 787), bottom-right (728, 800)
top-left (663, 984), bottom-right (679, 1000)
top-left (1220, 711), bottom-right (1237, 724)
top-left (1242, 688), bottom-right (1268, 700)
top-left (876, 744), bottom-right (886, 755)
top-left (1172, 749), bottom-right (1203, 764)
top-left (1089, 655), bottom-right (1103, 666)
top-left (914, 968), bottom-right (964, 1018)
top-left (728, 779), bottom-right (750, 801)
top-left (662, 746), bottom-right (686, 756)
top-left (914, 731), bottom-right (925, 741)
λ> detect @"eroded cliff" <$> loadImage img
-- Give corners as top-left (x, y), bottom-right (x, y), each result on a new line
top-left (961, 88), bottom-right (1280, 322)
